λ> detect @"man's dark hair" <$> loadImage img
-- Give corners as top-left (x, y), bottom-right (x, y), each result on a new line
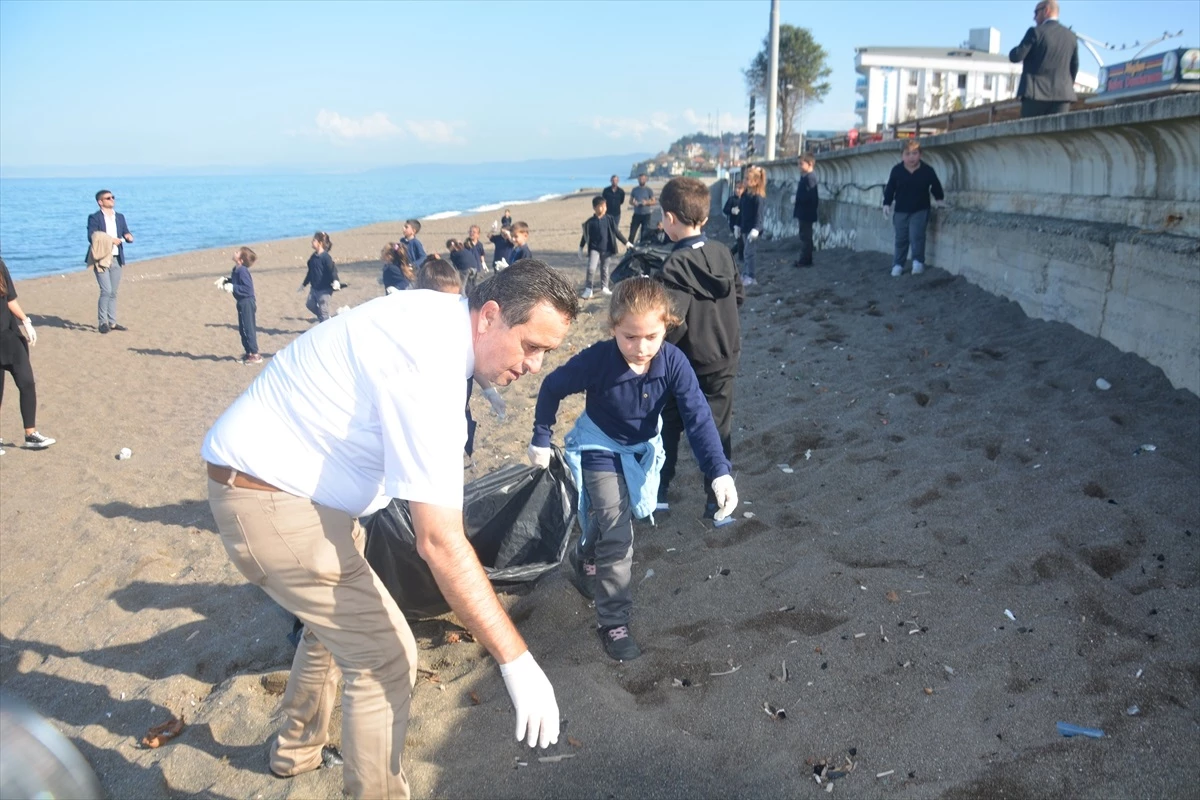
top-left (659, 177), bottom-right (710, 227)
top-left (417, 258), bottom-right (462, 292)
top-left (469, 258), bottom-right (579, 326)
top-left (592, 195), bottom-right (606, 210)
top-left (95, 189), bottom-right (112, 202)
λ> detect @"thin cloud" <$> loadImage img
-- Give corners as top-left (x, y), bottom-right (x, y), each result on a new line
top-left (404, 119), bottom-right (467, 145)
top-left (592, 113), bottom-right (673, 140)
top-left (682, 108), bottom-right (740, 132)
top-left (316, 110), bottom-right (401, 140)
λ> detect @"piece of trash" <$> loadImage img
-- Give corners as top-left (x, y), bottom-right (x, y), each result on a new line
top-left (320, 745), bottom-right (344, 768)
top-left (1134, 444), bottom-right (1157, 455)
top-left (1135, 669), bottom-right (1143, 679)
top-left (116, 447), bottom-right (132, 460)
top-left (772, 660), bottom-right (789, 683)
top-left (885, 590), bottom-right (899, 603)
top-left (1057, 721), bottom-right (1105, 738)
top-left (469, 691), bottom-right (480, 706)
top-left (743, 511), bottom-right (755, 519)
top-left (640, 568), bottom-right (655, 584)
top-left (762, 701), bottom-right (787, 720)
top-left (777, 463), bottom-right (794, 474)
top-left (1095, 378), bottom-right (1112, 390)
top-left (944, 664), bottom-right (955, 675)
top-left (1004, 609), bottom-right (1016, 621)
top-left (567, 736), bottom-right (583, 748)
top-left (853, 633), bottom-right (866, 639)
top-left (671, 677), bottom-right (694, 688)
top-left (923, 687), bottom-right (934, 695)
top-left (710, 663), bottom-right (741, 676)
top-left (876, 770), bottom-right (895, 779)
top-left (538, 754), bottom-right (575, 763)
top-left (141, 715), bottom-right (185, 748)
top-left (804, 449), bottom-right (813, 460)
top-left (1126, 705), bottom-right (1140, 716)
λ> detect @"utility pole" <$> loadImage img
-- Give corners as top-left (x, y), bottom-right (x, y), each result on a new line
top-left (765, 0), bottom-right (780, 161)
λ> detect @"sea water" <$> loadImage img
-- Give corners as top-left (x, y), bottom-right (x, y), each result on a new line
top-left (0, 162), bottom-right (619, 280)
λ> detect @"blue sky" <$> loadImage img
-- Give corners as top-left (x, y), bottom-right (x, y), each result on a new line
top-left (0, 0), bottom-right (1194, 174)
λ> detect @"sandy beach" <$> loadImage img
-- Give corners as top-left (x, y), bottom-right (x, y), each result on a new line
top-left (1, 185), bottom-right (1197, 799)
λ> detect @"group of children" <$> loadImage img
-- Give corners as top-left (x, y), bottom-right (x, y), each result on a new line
top-left (218, 216), bottom-right (536, 363)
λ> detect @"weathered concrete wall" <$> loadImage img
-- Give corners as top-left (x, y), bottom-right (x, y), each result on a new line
top-left (741, 94), bottom-right (1200, 395)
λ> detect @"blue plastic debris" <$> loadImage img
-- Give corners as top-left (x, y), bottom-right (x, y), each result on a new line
top-left (1057, 721), bottom-right (1105, 738)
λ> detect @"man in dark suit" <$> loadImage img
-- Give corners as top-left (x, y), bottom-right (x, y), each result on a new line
top-left (1009, 0), bottom-right (1080, 118)
top-left (86, 190), bottom-right (133, 333)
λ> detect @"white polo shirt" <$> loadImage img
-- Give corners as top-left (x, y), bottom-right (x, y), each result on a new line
top-left (202, 291), bottom-right (473, 516)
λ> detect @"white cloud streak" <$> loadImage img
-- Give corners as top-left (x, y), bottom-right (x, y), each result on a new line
top-left (315, 110), bottom-right (401, 140)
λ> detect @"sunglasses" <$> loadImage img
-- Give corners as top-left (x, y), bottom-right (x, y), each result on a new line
top-left (102, 195), bottom-right (115, 200)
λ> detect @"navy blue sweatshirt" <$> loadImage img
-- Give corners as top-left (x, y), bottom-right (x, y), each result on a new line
top-left (533, 338), bottom-right (730, 478)
top-left (737, 192), bottom-right (764, 235)
top-left (509, 243), bottom-right (532, 262)
top-left (466, 239), bottom-right (486, 267)
top-left (883, 162), bottom-right (944, 213)
top-left (230, 264), bottom-right (255, 300)
top-left (489, 234), bottom-right (514, 266)
top-left (402, 236), bottom-right (427, 268)
top-left (450, 248), bottom-right (478, 274)
top-left (303, 251), bottom-right (338, 291)
top-left (793, 171), bottom-right (819, 222)
top-left (382, 262), bottom-right (410, 292)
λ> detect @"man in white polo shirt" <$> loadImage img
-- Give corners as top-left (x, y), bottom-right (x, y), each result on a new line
top-left (202, 259), bottom-right (578, 799)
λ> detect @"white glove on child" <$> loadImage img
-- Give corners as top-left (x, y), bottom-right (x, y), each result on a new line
top-left (482, 386), bottom-right (507, 420)
top-left (733, 226), bottom-right (741, 239)
top-left (214, 276), bottom-right (228, 289)
top-left (527, 445), bottom-right (552, 469)
top-left (882, 204), bottom-right (894, 220)
top-left (496, 258), bottom-right (509, 271)
top-left (385, 285), bottom-right (400, 295)
top-left (499, 651), bottom-right (560, 748)
top-left (577, 247), bottom-right (586, 261)
top-left (21, 318), bottom-right (36, 346)
top-left (223, 281), bottom-right (234, 293)
top-left (710, 475), bottom-right (738, 521)
top-left (331, 280), bottom-right (341, 291)
top-left (747, 229), bottom-right (760, 242)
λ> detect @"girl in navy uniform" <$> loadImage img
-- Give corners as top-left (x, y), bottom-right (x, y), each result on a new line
top-left (301, 231), bottom-right (338, 322)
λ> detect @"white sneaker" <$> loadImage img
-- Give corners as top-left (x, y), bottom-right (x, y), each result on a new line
top-left (581, 287), bottom-right (594, 299)
top-left (601, 286), bottom-right (613, 296)
top-left (891, 265), bottom-right (903, 277)
top-left (912, 261), bottom-right (925, 275)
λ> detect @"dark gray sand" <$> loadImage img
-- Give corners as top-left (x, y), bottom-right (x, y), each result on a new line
top-left (2, 191), bottom-right (1196, 799)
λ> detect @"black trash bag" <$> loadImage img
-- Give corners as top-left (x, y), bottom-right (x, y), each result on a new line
top-left (610, 241), bottom-right (675, 285)
top-left (363, 448), bottom-right (577, 619)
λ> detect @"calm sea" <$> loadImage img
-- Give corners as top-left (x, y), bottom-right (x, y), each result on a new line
top-left (0, 161), bottom-right (626, 280)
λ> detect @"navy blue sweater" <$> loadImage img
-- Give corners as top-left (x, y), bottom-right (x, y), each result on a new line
top-left (303, 252), bottom-right (338, 291)
top-left (533, 338), bottom-right (730, 478)
top-left (737, 192), bottom-right (764, 234)
top-left (230, 264), bottom-right (255, 300)
top-left (489, 234), bottom-right (514, 266)
top-left (883, 162), bottom-right (945, 213)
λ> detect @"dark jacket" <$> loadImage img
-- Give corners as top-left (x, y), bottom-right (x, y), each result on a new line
top-left (722, 194), bottom-right (741, 229)
top-left (602, 185), bottom-right (625, 217)
top-left (450, 248), bottom-right (478, 274)
top-left (580, 214), bottom-right (629, 255)
top-left (382, 262), bottom-right (410, 292)
top-left (793, 171), bottom-right (819, 223)
top-left (230, 264), bottom-right (255, 301)
top-left (303, 251), bottom-right (338, 292)
top-left (1009, 19), bottom-right (1079, 102)
top-left (86, 210), bottom-right (132, 266)
top-left (883, 163), bottom-right (945, 213)
top-left (658, 236), bottom-right (742, 376)
top-left (489, 233), bottom-right (514, 267)
top-left (737, 192), bottom-right (764, 235)
top-left (0, 259), bottom-right (26, 366)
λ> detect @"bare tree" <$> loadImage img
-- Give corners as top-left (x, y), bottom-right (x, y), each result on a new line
top-left (745, 25), bottom-right (831, 155)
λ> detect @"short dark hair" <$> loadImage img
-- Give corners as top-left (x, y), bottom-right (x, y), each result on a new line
top-left (800, 153), bottom-right (816, 167)
top-left (469, 258), bottom-right (579, 326)
top-left (95, 189), bottom-right (112, 201)
top-left (405, 219), bottom-right (422, 233)
top-left (235, 246), bottom-right (257, 266)
top-left (592, 195), bottom-right (606, 210)
top-left (659, 177), bottom-right (710, 227)
top-left (417, 258), bottom-right (462, 292)
top-left (511, 221), bottom-right (529, 235)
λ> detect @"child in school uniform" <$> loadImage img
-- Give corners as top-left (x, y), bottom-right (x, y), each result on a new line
top-left (301, 231), bottom-right (338, 323)
top-left (736, 166), bottom-right (766, 286)
top-left (507, 221), bottom-right (533, 263)
top-left (400, 219), bottom-right (427, 269)
top-left (489, 224), bottom-right (515, 270)
top-left (578, 195), bottom-right (632, 299)
top-left (465, 225), bottom-right (488, 273)
top-left (528, 279), bottom-right (739, 661)
top-left (380, 243), bottom-right (414, 294)
top-left (227, 246), bottom-right (263, 364)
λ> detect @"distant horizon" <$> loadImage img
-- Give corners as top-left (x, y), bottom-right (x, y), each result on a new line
top-left (0, 151), bottom-right (659, 180)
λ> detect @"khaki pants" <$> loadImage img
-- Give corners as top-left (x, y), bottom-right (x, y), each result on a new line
top-left (206, 478), bottom-right (418, 799)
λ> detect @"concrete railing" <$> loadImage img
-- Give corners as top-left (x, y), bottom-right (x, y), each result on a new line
top-left (740, 93), bottom-right (1200, 395)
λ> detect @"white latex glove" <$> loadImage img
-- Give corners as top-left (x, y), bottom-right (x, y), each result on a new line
top-left (213, 276), bottom-right (228, 289)
top-left (482, 386), bottom-right (507, 420)
top-left (577, 247), bottom-right (586, 261)
top-left (385, 286), bottom-right (400, 295)
top-left (222, 281), bottom-right (234, 294)
top-left (499, 651), bottom-right (559, 748)
top-left (297, 285), bottom-right (307, 294)
top-left (710, 475), bottom-right (738, 521)
top-left (21, 318), bottom-right (36, 346)
top-left (882, 204), bottom-right (894, 220)
top-left (527, 445), bottom-right (552, 469)
top-left (331, 280), bottom-right (341, 291)
top-left (496, 258), bottom-right (508, 271)
top-left (733, 226), bottom-right (741, 239)
top-left (747, 229), bottom-right (760, 242)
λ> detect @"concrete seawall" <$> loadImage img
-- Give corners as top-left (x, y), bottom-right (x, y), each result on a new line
top-left (742, 93), bottom-right (1200, 395)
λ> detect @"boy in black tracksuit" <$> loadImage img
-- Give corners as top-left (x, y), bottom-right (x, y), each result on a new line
top-left (653, 177), bottom-right (743, 521)
top-left (578, 195), bottom-right (632, 298)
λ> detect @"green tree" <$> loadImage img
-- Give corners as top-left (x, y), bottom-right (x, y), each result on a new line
top-left (744, 25), bottom-right (832, 155)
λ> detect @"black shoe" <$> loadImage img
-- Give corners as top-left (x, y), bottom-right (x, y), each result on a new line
top-left (110, 324), bottom-right (128, 332)
top-left (99, 324), bottom-right (110, 334)
top-left (598, 624), bottom-right (642, 661)
top-left (566, 548), bottom-right (595, 601)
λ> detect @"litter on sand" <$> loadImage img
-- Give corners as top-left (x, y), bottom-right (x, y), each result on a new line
top-left (1004, 609), bottom-right (1017, 621)
top-left (1057, 721), bottom-right (1105, 738)
top-left (710, 662), bottom-right (741, 676)
top-left (777, 463), bottom-right (795, 474)
top-left (762, 701), bottom-right (787, 720)
top-left (141, 715), bottom-right (185, 748)
top-left (876, 770), bottom-right (895, 779)
top-left (1095, 378), bottom-right (1112, 390)
top-left (538, 754), bottom-right (575, 763)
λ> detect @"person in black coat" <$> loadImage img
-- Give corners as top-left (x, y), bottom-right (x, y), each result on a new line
top-left (792, 154), bottom-right (819, 267)
top-left (1008, 0), bottom-right (1079, 118)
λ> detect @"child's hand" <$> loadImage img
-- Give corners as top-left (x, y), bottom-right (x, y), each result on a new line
top-left (527, 445), bottom-right (551, 469)
top-left (577, 247), bottom-right (585, 261)
top-left (332, 280), bottom-right (341, 291)
top-left (297, 285), bottom-right (306, 294)
top-left (223, 282), bottom-right (234, 294)
top-left (710, 475), bottom-right (738, 522)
